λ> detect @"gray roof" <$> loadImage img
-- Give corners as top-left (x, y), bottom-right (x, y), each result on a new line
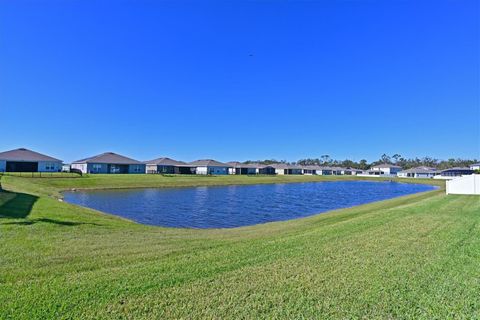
top-left (144, 157), bottom-right (187, 166)
top-left (0, 148), bottom-right (61, 162)
top-left (400, 166), bottom-right (438, 174)
top-left (371, 163), bottom-right (402, 169)
top-left (270, 163), bottom-right (303, 170)
top-left (471, 163), bottom-right (480, 166)
top-left (73, 152), bottom-right (143, 165)
top-left (227, 162), bottom-right (259, 169)
top-left (441, 167), bottom-right (473, 172)
top-left (188, 159), bottom-right (231, 167)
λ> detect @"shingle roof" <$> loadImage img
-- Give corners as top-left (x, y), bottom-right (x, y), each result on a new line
top-left (441, 167), bottom-right (473, 172)
top-left (227, 162), bottom-right (259, 168)
top-left (73, 152), bottom-right (142, 165)
top-left (371, 163), bottom-right (402, 169)
top-left (270, 163), bottom-right (303, 169)
top-left (144, 157), bottom-right (187, 166)
top-left (399, 166), bottom-right (438, 174)
top-left (188, 159), bottom-right (231, 167)
top-left (0, 148), bottom-right (61, 162)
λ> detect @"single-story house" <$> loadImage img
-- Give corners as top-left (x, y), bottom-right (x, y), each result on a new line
top-left (329, 167), bottom-right (345, 175)
top-left (188, 159), bottom-right (231, 175)
top-left (256, 164), bottom-right (276, 175)
top-left (470, 163), bottom-right (480, 171)
top-left (315, 166), bottom-right (334, 175)
top-left (0, 148), bottom-right (62, 172)
top-left (302, 165), bottom-right (319, 175)
top-left (271, 163), bottom-right (303, 175)
top-left (144, 157), bottom-right (193, 174)
top-left (71, 152), bottom-right (146, 174)
top-left (397, 166), bottom-right (439, 178)
top-left (369, 164), bottom-right (402, 176)
top-left (227, 162), bottom-right (258, 175)
top-left (342, 167), bottom-right (363, 175)
top-left (440, 167), bottom-right (474, 177)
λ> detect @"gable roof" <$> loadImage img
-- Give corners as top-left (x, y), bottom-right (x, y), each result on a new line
top-left (227, 162), bottom-right (259, 169)
top-left (270, 163), bottom-right (303, 170)
top-left (441, 167), bottom-right (473, 172)
top-left (73, 152), bottom-right (142, 165)
top-left (0, 148), bottom-right (61, 162)
top-left (399, 166), bottom-right (438, 174)
top-left (188, 159), bottom-right (231, 167)
top-left (371, 163), bottom-right (402, 169)
top-left (144, 157), bottom-right (187, 166)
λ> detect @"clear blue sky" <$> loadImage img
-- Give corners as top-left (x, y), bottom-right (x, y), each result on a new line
top-left (1, 0), bottom-right (478, 163)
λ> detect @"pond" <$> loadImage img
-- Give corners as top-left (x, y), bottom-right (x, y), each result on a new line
top-left (63, 181), bottom-right (437, 229)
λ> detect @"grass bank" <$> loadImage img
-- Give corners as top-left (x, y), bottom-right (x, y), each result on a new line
top-left (1, 174), bottom-right (479, 319)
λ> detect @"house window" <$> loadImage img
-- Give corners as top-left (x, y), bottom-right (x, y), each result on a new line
top-left (92, 164), bottom-right (102, 172)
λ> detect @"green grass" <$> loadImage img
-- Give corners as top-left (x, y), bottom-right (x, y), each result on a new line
top-left (0, 174), bottom-right (479, 319)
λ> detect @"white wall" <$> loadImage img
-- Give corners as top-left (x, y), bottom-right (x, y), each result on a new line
top-left (446, 174), bottom-right (480, 195)
top-left (71, 163), bottom-right (88, 174)
top-left (195, 166), bottom-right (208, 175)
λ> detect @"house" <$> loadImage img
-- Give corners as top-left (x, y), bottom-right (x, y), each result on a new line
top-left (256, 164), bottom-right (276, 175)
top-left (0, 148), bottom-right (62, 172)
top-left (315, 167), bottom-right (334, 175)
top-left (397, 166), bottom-right (439, 178)
top-left (369, 164), bottom-right (402, 176)
top-left (227, 162), bottom-right (258, 175)
top-left (440, 167), bottom-right (474, 177)
top-left (342, 168), bottom-right (363, 175)
top-left (188, 159), bottom-right (231, 175)
top-left (271, 163), bottom-right (303, 175)
top-left (470, 163), bottom-right (480, 171)
top-left (302, 165), bottom-right (319, 175)
top-left (329, 167), bottom-right (345, 175)
top-left (144, 157), bottom-right (193, 174)
top-left (71, 152), bottom-right (145, 174)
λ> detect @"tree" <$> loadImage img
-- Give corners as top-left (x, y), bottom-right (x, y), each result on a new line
top-left (380, 154), bottom-right (391, 164)
top-left (392, 154), bottom-right (402, 164)
top-left (358, 159), bottom-right (368, 170)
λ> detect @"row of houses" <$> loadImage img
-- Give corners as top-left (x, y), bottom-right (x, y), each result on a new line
top-left (0, 148), bottom-right (477, 178)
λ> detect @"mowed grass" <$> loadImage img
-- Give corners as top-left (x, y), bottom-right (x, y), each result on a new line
top-left (0, 174), bottom-right (479, 319)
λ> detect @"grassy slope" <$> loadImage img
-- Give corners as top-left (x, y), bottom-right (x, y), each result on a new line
top-left (1, 175), bottom-right (479, 319)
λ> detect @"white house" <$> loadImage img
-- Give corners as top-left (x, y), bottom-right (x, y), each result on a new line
top-left (341, 168), bottom-right (363, 175)
top-left (271, 163), bottom-right (303, 175)
top-left (397, 167), bottom-right (439, 179)
top-left (470, 163), bottom-right (480, 171)
top-left (446, 174), bottom-right (480, 195)
top-left (0, 148), bottom-right (62, 172)
top-left (369, 164), bottom-right (402, 176)
top-left (188, 159), bottom-right (231, 175)
top-left (71, 152), bottom-right (145, 174)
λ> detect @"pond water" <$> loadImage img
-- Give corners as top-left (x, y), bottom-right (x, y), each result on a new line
top-left (63, 181), bottom-right (436, 229)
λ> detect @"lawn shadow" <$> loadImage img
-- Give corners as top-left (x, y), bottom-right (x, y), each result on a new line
top-left (0, 189), bottom-right (101, 227)
top-left (0, 218), bottom-right (101, 226)
top-left (0, 190), bottom-right (38, 219)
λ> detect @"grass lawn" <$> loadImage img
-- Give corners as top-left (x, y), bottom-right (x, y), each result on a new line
top-left (0, 174), bottom-right (479, 319)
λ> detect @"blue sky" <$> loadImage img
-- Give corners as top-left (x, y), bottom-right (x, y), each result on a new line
top-left (1, 0), bottom-right (478, 163)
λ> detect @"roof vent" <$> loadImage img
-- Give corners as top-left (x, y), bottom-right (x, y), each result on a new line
top-left (18, 148), bottom-right (27, 151)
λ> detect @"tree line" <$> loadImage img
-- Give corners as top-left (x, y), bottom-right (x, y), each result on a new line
top-left (244, 154), bottom-right (478, 170)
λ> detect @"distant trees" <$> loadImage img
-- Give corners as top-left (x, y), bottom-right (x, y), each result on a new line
top-left (244, 154), bottom-right (478, 170)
